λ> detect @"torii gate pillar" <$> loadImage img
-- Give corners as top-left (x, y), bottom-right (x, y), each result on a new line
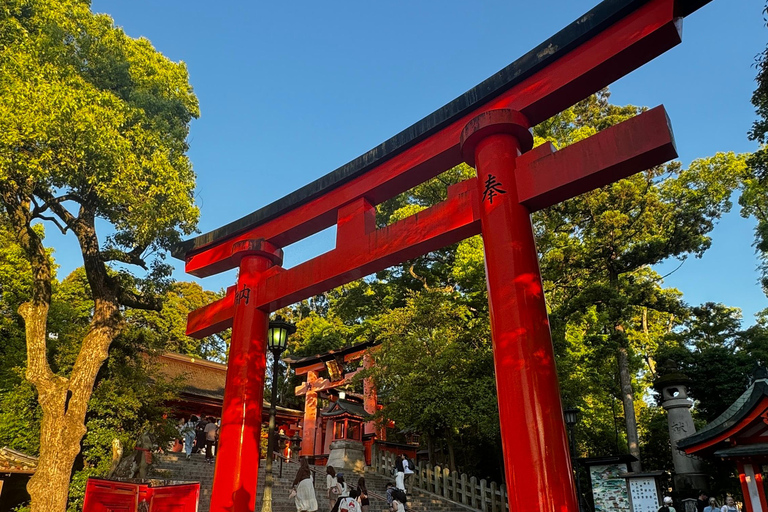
top-left (210, 240), bottom-right (282, 512)
top-left (462, 111), bottom-right (576, 509)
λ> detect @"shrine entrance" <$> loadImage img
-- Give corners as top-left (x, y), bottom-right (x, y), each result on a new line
top-left (283, 340), bottom-right (382, 464)
top-left (173, 1), bottom-right (714, 511)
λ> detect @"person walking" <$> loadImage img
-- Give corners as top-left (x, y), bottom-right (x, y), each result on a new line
top-left (721, 497), bottom-right (740, 512)
top-left (326, 465), bottom-right (339, 511)
top-left (385, 483), bottom-right (405, 512)
top-left (659, 497), bottom-right (676, 512)
top-left (697, 492), bottom-right (709, 512)
top-left (402, 456), bottom-right (414, 492)
top-left (182, 415), bottom-right (198, 459)
top-left (356, 477), bottom-right (369, 512)
top-left (394, 455), bottom-right (405, 491)
top-left (204, 416), bottom-right (218, 463)
top-left (195, 415), bottom-right (208, 454)
top-left (292, 457), bottom-right (318, 512)
top-left (704, 498), bottom-right (719, 512)
top-left (336, 473), bottom-right (349, 498)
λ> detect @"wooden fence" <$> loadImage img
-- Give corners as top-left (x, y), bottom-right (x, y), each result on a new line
top-left (371, 446), bottom-right (510, 512)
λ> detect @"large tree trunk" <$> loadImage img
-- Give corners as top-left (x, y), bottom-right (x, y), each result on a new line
top-left (445, 431), bottom-right (456, 472)
top-left (617, 346), bottom-right (642, 472)
top-left (608, 267), bottom-right (642, 472)
top-left (23, 298), bottom-right (120, 512)
top-left (8, 195), bottom-right (122, 512)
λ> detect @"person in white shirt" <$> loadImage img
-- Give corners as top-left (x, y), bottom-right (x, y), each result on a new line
top-left (402, 456), bottom-right (414, 492)
top-left (721, 497), bottom-right (740, 512)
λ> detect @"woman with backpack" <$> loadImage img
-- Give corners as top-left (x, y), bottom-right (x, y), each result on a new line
top-left (336, 473), bottom-right (349, 497)
top-left (356, 477), bottom-right (370, 512)
top-left (394, 455), bottom-right (405, 491)
top-left (182, 416), bottom-right (198, 459)
top-left (326, 465), bottom-right (339, 511)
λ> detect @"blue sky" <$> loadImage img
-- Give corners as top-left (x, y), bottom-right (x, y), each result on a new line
top-left (58, 0), bottom-right (765, 323)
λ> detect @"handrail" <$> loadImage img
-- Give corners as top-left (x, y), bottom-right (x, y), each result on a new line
top-left (371, 445), bottom-right (509, 512)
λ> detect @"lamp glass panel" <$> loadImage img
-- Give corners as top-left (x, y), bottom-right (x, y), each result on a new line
top-left (268, 326), bottom-right (289, 351)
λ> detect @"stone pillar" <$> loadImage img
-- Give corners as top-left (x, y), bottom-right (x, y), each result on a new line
top-left (655, 371), bottom-right (707, 491)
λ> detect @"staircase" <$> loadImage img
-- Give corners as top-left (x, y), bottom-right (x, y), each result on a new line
top-left (152, 453), bottom-right (474, 512)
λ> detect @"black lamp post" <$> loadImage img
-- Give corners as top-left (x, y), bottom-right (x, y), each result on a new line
top-left (261, 316), bottom-right (296, 512)
top-left (564, 407), bottom-right (583, 512)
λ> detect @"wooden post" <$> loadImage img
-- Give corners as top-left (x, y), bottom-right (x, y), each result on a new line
top-left (470, 476), bottom-right (478, 509)
top-left (417, 462), bottom-right (424, 489)
top-left (434, 465), bottom-right (441, 495)
top-left (501, 485), bottom-right (508, 512)
top-left (452, 471), bottom-right (459, 502)
top-left (426, 464), bottom-right (433, 494)
top-left (461, 474), bottom-right (468, 505)
top-left (491, 481), bottom-right (498, 512)
top-left (443, 468), bottom-right (450, 498)
top-left (480, 479), bottom-right (488, 512)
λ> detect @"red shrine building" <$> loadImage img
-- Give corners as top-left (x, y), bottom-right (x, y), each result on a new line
top-left (285, 340), bottom-right (417, 467)
top-left (678, 372), bottom-right (768, 512)
top-left (157, 353), bottom-right (303, 433)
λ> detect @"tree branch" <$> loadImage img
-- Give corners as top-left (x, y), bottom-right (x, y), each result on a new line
top-left (118, 289), bottom-right (162, 311)
top-left (33, 188), bottom-right (80, 235)
top-left (33, 214), bottom-right (68, 235)
top-left (100, 247), bottom-right (148, 270)
top-left (31, 193), bottom-right (82, 217)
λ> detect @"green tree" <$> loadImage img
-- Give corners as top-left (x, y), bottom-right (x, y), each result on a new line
top-left (744, 1), bottom-right (768, 292)
top-left (535, 92), bottom-right (745, 470)
top-left (0, 1), bottom-right (199, 509)
top-left (363, 289), bottom-right (498, 474)
top-left (126, 282), bottom-right (229, 362)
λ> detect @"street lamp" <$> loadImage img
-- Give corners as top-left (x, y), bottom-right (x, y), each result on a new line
top-left (261, 316), bottom-right (296, 512)
top-left (564, 407), bottom-right (580, 428)
top-left (563, 407), bottom-right (583, 512)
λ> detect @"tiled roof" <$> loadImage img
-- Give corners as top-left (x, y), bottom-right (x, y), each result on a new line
top-left (0, 447), bottom-right (38, 474)
top-left (321, 399), bottom-right (369, 419)
top-left (157, 353), bottom-right (227, 401)
top-left (156, 352), bottom-right (303, 416)
top-left (283, 340), bottom-right (379, 369)
top-left (678, 379), bottom-right (768, 450)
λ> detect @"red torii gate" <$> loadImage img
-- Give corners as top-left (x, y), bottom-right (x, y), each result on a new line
top-left (284, 340), bottom-right (382, 458)
top-left (175, 1), bottom-right (713, 511)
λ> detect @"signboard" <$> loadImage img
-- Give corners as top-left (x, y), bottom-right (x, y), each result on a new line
top-left (628, 477), bottom-right (660, 512)
top-left (590, 464), bottom-right (631, 512)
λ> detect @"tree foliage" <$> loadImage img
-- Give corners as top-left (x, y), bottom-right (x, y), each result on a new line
top-left (0, 0), bottom-right (199, 509)
top-left (280, 90), bottom-right (746, 482)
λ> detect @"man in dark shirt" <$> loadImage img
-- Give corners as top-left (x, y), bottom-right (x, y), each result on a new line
top-left (696, 491), bottom-right (709, 512)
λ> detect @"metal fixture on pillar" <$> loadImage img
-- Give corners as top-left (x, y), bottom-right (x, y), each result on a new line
top-left (260, 316), bottom-right (296, 512)
top-left (564, 407), bottom-right (583, 512)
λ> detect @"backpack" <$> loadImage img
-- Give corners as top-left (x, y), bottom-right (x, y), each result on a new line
top-left (392, 488), bottom-right (407, 504)
top-left (339, 497), bottom-right (359, 512)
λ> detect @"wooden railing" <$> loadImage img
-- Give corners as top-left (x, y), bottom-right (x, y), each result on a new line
top-left (371, 445), bottom-right (510, 512)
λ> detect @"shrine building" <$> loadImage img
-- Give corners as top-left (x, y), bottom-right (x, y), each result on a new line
top-left (678, 371), bottom-right (768, 512)
top-left (157, 352), bottom-right (303, 433)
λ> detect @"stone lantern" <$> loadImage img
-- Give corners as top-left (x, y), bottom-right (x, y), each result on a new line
top-left (654, 363), bottom-right (707, 491)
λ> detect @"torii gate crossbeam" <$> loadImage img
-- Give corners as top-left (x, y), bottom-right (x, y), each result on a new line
top-left (174, 1), bottom-right (713, 511)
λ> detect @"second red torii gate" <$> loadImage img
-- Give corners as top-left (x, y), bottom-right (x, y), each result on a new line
top-left (175, 1), bottom-right (713, 511)
top-left (283, 340), bottom-right (382, 459)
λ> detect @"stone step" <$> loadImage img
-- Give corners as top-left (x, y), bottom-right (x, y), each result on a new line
top-left (151, 453), bottom-right (476, 512)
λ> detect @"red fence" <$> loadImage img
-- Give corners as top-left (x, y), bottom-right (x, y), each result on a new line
top-left (82, 478), bottom-right (199, 512)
